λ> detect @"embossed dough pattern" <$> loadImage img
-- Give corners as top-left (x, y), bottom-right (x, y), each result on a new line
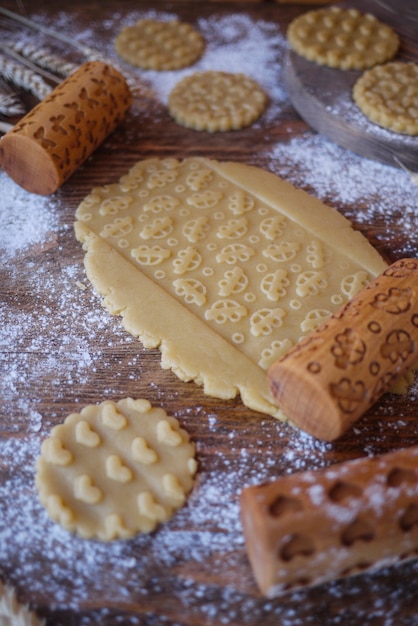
top-left (114, 19), bottom-right (205, 71)
top-left (268, 259), bottom-right (418, 441)
top-left (36, 398), bottom-right (197, 540)
top-left (287, 7), bottom-right (399, 70)
top-left (75, 158), bottom-right (387, 418)
top-left (167, 71), bottom-right (268, 132)
top-left (353, 62), bottom-right (418, 135)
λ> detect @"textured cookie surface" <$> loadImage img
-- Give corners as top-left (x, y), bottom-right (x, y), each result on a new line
top-left (36, 398), bottom-right (197, 540)
top-left (114, 18), bottom-right (204, 70)
top-left (353, 62), bottom-right (418, 135)
top-left (168, 71), bottom-right (268, 132)
top-left (74, 158), bottom-right (387, 419)
top-left (287, 7), bottom-right (399, 70)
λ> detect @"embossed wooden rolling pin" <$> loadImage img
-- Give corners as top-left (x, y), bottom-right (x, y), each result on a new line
top-left (268, 258), bottom-right (418, 441)
top-left (0, 61), bottom-right (132, 195)
top-left (240, 445), bottom-right (418, 597)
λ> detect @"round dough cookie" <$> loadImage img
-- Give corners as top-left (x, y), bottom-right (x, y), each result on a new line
top-left (114, 18), bottom-right (205, 70)
top-left (353, 62), bottom-right (418, 135)
top-left (36, 398), bottom-right (197, 540)
top-left (168, 71), bottom-right (268, 132)
top-left (287, 6), bottom-right (399, 70)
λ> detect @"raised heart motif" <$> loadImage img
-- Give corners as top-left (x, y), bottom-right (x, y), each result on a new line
top-left (103, 513), bottom-right (133, 540)
top-left (162, 473), bottom-right (185, 504)
top-left (74, 474), bottom-right (103, 504)
top-left (101, 403), bottom-right (127, 430)
top-left (105, 455), bottom-right (133, 483)
top-left (125, 397), bottom-right (152, 413)
top-left (156, 419), bottom-right (182, 447)
top-left (131, 437), bottom-right (158, 465)
top-left (75, 420), bottom-right (101, 447)
top-left (137, 491), bottom-right (167, 522)
top-left (47, 494), bottom-right (74, 525)
top-left (41, 437), bottom-right (73, 466)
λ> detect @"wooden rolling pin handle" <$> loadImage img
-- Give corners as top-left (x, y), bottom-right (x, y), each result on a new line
top-left (240, 445), bottom-right (418, 597)
top-left (268, 258), bottom-right (418, 441)
top-left (0, 61), bottom-right (132, 195)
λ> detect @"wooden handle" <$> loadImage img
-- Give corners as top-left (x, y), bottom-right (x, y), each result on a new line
top-left (268, 258), bottom-right (418, 441)
top-left (240, 444), bottom-right (418, 597)
top-left (0, 61), bottom-right (132, 195)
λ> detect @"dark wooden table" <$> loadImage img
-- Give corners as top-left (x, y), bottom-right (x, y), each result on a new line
top-left (1, 1), bottom-right (418, 625)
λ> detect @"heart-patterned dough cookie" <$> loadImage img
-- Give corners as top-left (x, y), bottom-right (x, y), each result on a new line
top-left (36, 398), bottom-right (197, 540)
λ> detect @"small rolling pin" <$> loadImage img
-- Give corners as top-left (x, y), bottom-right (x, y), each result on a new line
top-left (268, 258), bottom-right (418, 441)
top-left (240, 445), bottom-right (418, 597)
top-left (0, 61), bottom-right (132, 195)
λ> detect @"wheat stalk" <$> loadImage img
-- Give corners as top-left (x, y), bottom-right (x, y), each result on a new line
top-left (0, 54), bottom-right (52, 100)
top-left (0, 7), bottom-right (85, 50)
top-left (0, 91), bottom-right (25, 116)
top-left (0, 43), bottom-right (61, 84)
top-left (0, 6), bottom-right (140, 94)
top-left (5, 41), bottom-right (78, 77)
top-left (394, 156), bottom-right (418, 187)
top-left (0, 7), bottom-right (107, 62)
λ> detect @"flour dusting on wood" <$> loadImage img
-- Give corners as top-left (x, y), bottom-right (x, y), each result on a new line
top-left (1, 4), bottom-right (418, 626)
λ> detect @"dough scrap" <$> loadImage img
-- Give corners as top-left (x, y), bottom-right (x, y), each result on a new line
top-left (353, 62), bottom-right (418, 135)
top-left (36, 398), bottom-right (197, 540)
top-left (74, 158), bottom-right (387, 419)
top-left (168, 71), bottom-right (268, 132)
top-left (287, 6), bottom-right (399, 70)
top-left (0, 579), bottom-right (45, 626)
top-left (114, 18), bottom-right (205, 70)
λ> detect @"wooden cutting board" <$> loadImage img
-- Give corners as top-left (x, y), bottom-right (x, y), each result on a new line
top-left (283, 0), bottom-right (418, 170)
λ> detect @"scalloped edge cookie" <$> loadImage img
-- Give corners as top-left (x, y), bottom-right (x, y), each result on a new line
top-left (114, 18), bottom-right (205, 70)
top-left (168, 71), bottom-right (268, 132)
top-left (287, 6), bottom-right (399, 70)
top-left (36, 398), bottom-right (197, 540)
top-left (353, 62), bottom-right (418, 135)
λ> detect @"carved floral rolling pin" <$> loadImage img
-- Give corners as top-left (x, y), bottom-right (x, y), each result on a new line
top-left (0, 61), bottom-right (132, 195)
top-left (268, 258), bottom-right (418, 442)
top-left (240, 444), bottom-right (418, 597)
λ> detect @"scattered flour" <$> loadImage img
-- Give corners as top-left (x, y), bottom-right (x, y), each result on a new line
top-left (267, 132), bottom-right (418, 258)
top-left (5, 9), bottom-right (289, 122)
top-left (0, 180), bottom-right (59, 261)
top-left (1, 5), bottom-right (418, 626)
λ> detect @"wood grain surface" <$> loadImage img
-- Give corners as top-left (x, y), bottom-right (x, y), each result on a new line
top-left (1, 2), bottom-right (418, 625)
